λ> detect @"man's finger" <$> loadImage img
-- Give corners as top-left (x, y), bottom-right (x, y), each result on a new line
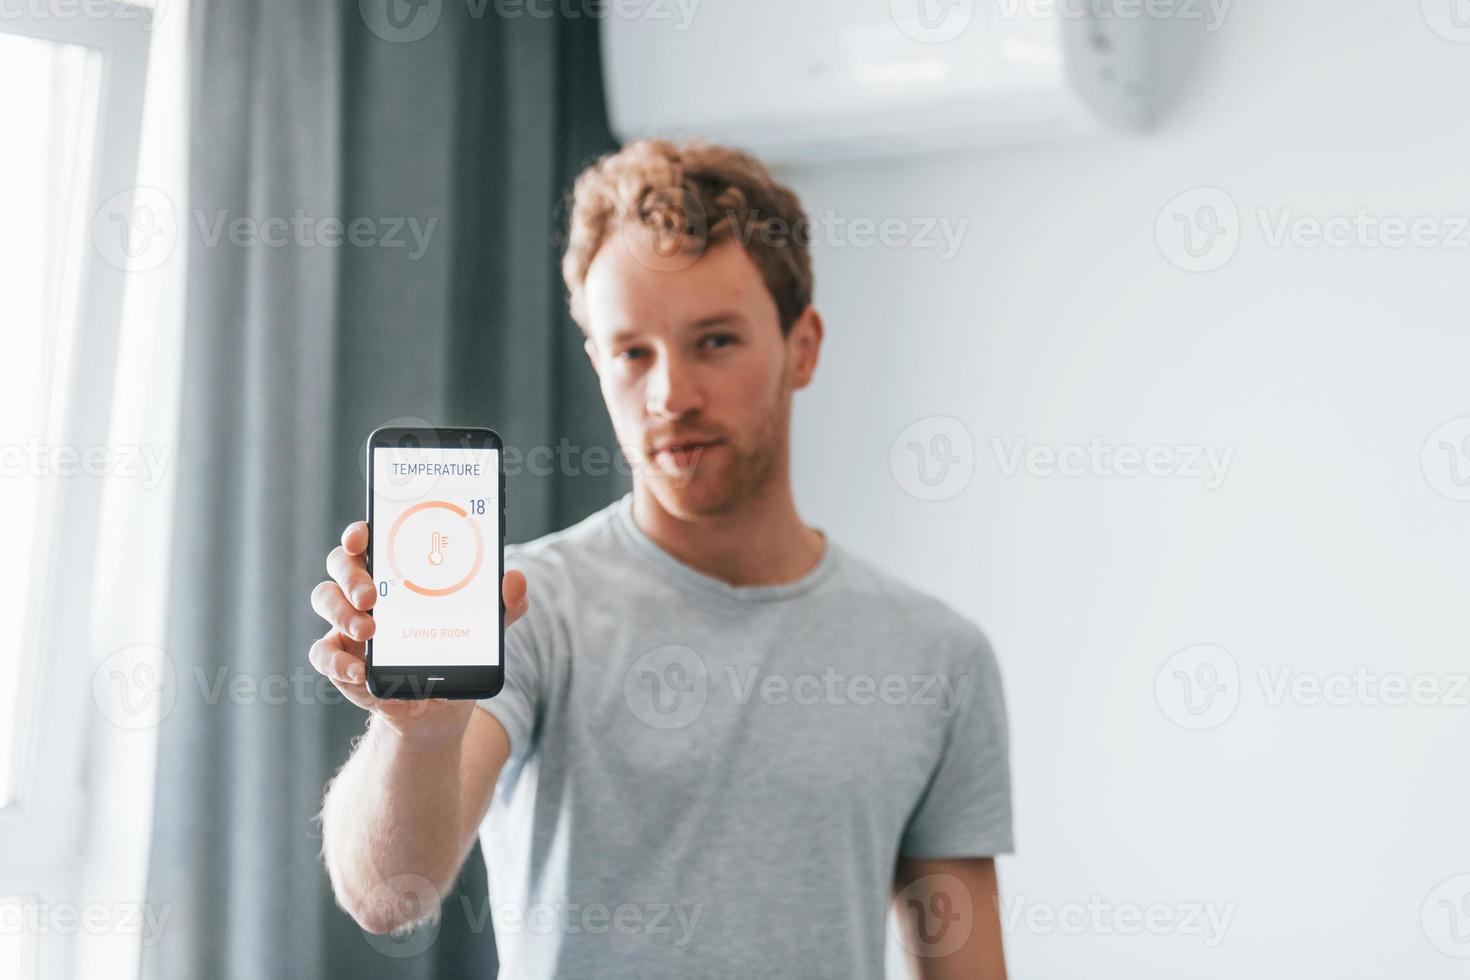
top-left (327, 544), bottom-right (377, 611)
top-left (308, 628), bottom-right (367, 685)
top-left (341, 521), bottom-right (369, 557)
top-left (311, 580), bottom-right (375, 642)
top-left (503, 570), bottom-right (529, 626)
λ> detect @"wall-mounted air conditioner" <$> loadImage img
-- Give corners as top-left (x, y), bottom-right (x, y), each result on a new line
top-left (602, 0), bottom-right (1153, 164)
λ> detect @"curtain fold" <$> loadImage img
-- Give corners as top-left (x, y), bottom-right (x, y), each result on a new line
top-left (143, 2), bottom-right (619, 976)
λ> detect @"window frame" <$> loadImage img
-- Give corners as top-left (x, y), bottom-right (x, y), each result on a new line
top-left (0, 4), bottom-right (154, 977)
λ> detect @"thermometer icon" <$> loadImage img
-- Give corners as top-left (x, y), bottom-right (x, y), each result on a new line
top-left (427, 530), bottom-right (448, 567)
top-left (387, 501), bottom-right (483, 597)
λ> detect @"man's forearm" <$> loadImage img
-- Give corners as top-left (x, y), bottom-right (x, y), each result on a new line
top-left (319, 716), bottom-right (470, 933)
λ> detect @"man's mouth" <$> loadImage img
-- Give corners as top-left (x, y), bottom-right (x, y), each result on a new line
top-left (650, 439), bottom-right (723, 468)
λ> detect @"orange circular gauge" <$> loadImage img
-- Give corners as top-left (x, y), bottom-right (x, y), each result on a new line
top-left (385, 500), bottom-right (485, 597)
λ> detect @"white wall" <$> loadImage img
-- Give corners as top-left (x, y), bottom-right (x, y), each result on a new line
top-left (782, 3), bottom-right (1470, 976)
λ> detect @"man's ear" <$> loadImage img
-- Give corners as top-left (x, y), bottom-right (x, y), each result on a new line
top-left (583, 336), bottom-right (600, 377)
top-left (788, 306), bottom-right (824, 390)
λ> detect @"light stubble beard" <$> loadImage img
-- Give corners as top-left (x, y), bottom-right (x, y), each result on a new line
top-left (637, 385), bottom-right (791, 520)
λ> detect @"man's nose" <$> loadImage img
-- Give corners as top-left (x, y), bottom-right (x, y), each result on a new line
top-left (645, 351), bottom-right (701, 419)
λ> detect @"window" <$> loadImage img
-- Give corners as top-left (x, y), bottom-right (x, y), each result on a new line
top-left (0, 3), bottom-right (183, 978)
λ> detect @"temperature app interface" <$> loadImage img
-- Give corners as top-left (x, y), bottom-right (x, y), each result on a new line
top-left (371, 443), bottom-right (499, 667)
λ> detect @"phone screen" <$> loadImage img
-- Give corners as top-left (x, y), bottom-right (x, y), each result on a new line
top-left (369, 439), bottom-right (501, 669)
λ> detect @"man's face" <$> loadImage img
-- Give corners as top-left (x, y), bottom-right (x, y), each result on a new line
top-left (581, 235), bottom-right (820, 518)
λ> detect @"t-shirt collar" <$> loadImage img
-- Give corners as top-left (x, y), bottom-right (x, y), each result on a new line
top-left (611, 492), bottom-right (838, 603)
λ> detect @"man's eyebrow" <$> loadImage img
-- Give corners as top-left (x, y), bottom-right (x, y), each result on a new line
top-left (688, 312), bottom-right (744, 331)
top-left (607, 313), bottom-right (745, 347)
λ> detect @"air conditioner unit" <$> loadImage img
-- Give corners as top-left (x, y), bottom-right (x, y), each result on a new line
top-left (601, 0), bottom-right (1153, 164)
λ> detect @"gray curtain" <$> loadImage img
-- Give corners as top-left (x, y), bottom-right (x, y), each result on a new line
top-left (142, 1), bottom-right (620, 977)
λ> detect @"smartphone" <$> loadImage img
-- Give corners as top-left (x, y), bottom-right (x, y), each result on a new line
top-left (364, 426), bottom-right (504, 700)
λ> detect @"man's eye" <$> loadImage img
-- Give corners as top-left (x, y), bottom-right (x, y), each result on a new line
top-left (618, 348), bottom-right (648, 361)
top-left (701, 334), bottom-right (736, 350)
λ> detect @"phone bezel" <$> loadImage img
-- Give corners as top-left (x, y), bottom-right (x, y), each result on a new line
top-left (363, 425), bottom-right (505, 701)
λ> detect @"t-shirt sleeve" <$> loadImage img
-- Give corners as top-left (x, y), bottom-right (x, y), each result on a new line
top-left (476, 550), bottom-right (556, 769)
top-left (898, 623), bottom-right (1014, 859)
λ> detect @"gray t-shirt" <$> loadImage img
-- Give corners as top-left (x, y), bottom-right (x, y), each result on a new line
top-left (475, 493), bottom-right (1012, 978)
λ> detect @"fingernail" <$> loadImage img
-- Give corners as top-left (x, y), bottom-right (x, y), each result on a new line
top-left (354, 587), bottom-right (374, 607)
top-left (347, 663), bottom-right (363, 682)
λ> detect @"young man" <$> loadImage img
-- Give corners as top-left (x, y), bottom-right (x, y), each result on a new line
top-left (311, 139), bottom-right (1013, 979)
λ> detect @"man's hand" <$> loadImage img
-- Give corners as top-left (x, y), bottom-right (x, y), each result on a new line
top-left (308, 519), bottom-right (528, 742)
top-left (891, 856), bottom-right (1008, 980)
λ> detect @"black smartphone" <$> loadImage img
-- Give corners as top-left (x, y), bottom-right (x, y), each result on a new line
top-left (364, 426), bottom-right (504, 700)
